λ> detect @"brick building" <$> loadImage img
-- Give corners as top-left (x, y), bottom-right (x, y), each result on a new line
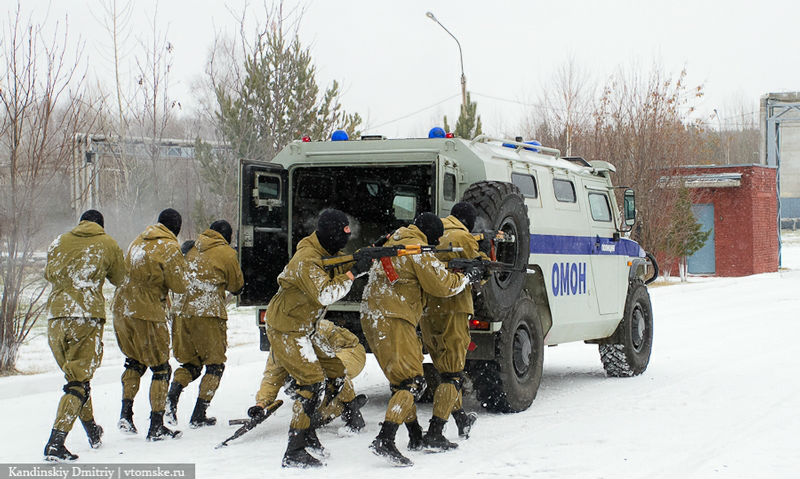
top-left (663, 165), bottom-right (778, 277)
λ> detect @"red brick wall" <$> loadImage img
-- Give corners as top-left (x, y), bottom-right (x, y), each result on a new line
top-left (661, 166), bottom-right (778, 277)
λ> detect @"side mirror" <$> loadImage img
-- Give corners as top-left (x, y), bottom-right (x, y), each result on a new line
top-left (623, 189), bottom-right (636, 227)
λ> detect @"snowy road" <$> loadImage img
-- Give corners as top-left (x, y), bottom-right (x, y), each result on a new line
top-left (2, 237), bottom-right (800, 477)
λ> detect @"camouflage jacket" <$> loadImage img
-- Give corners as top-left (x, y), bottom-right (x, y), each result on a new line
top-left (266, 232), bottom-right (353, 334)
top-left (45, 221), bottom-right (126, 320)
top-left (112, 223), bottom-right (187, 323)
top-left (360, 225), bottom-right (468, 327)
top-left (179, 229), bottom-right (244, 321)
top-left (424, 215), bottom-right (489, 315)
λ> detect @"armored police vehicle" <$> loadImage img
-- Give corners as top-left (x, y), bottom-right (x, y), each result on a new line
top-left (238, 131), bottom-right (657, 413)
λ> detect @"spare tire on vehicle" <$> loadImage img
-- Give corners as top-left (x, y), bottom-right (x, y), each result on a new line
top-left (461, 181), bottom-right (530, 319)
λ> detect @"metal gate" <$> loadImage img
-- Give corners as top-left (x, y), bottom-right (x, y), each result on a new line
top-left (688, 203), bottom-right (715, 274)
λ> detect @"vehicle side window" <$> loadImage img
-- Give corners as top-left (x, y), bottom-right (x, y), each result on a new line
top-left (511, 173), bottom-right (538, 198)
top-left (443, 173), bottom-right (456, 201)
top-left (553, 179), bottom-right (576, 203)
top-left (588, 192), bottom-right (612, 222)
top-left (393, 193), bottom-right (417, 221)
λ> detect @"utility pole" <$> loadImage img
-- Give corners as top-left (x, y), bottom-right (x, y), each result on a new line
top-left (426, 12), bottom-right (467, 110)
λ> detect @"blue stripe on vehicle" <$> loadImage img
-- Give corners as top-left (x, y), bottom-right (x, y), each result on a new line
top-left (530, 234), bottom-right (644, 257)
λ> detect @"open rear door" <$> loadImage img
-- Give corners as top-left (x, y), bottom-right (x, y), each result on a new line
top-left (238, 159), bottom-right (288, 306)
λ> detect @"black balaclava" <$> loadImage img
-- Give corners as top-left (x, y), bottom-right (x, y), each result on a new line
top-left (316, 209), bottom-right (351, 255)
top-left (450, 202), bottom-right (477, 232)
top-left (157, 208), bottom-right (182, 237)
top-left (79, 209), bottom-right (104, 228)
top-left (209, 219), bottom-right (233, 244)
top-left (413, 212), bottom-right (444, 246)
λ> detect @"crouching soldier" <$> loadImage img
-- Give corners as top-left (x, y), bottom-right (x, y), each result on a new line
top-left (266, 209), bottom-right (371, 468)
top-left (420, 202), bottom-right (488, 448)
top-left (165, 220), bottom-right (244, 428)
top-left (249, 318), bottom-right (368, 434)
top-left (360, 212), bottom-right (482, 467)
top-left (112, 208), bottom-right (187, 441)
top-left (43, 210), bottom-right (126, 461)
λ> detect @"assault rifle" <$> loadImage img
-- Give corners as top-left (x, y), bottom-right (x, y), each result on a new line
top-left (472, 230), bottom-right (515, 243)
top-left (447, 258), bottom-right (534, 275)
top-left (322, 244), bottom-right (463, 270)
top-left (215, 400), bottom-right (283, 448)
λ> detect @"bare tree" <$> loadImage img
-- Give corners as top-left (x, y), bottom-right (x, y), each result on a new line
top-left (0, 5), bottom-right (95, 372)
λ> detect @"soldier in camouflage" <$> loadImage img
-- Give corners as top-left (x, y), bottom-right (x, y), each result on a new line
top-left (360, 212), bottom-right (483, 467)
top-left (250, 318), bottom-right (367, 434)
top-left (420, 202), bottom-right (488, 448)
top-left (165, 220), bottom-right (244, 428)
top-left (265, 209), bottom-right (371, 468)
top-left (43, 210), bottom-right (125, 462)
top-left (112, 208), bottom-right (187, 441)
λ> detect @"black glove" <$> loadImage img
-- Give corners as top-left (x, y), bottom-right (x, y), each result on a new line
top-left (478, 237), bottom-right (491, 255)
top-left (247, 404), bottom-right (265, 419)
top-left (180, 240), bottom-right (195, 256)
top-left (349, 253), bottom-right (373, 278)
top-left (465, 266), bottom-right (485, 284)
top-left (326, 376), bottom-right (346, 400)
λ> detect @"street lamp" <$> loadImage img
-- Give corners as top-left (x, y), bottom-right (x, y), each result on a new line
top-left (426, 11), bottom-right (467, 110)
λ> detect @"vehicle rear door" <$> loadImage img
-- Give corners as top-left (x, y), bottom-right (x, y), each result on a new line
top-left (238, 159), bottom-right (288, 306)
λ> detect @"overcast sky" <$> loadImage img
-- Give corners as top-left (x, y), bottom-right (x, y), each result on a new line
top-left (15, 0), bottom-right (800, 139)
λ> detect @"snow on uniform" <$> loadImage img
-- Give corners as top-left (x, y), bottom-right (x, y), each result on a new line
top-left (420, 215), bottom-right (489, 421)
top-left (255, 319), bottom-right (365, 419)
top-left (359, 224), bottom-right (469, 425)
top-left (265, 232), bottom-right (353, 430)
top-left (112, 223), bottom-right (187, 410)
top-left (171, 228), bottom-right (244, 400)
top-left (45, 220), bottom-right (125, 434)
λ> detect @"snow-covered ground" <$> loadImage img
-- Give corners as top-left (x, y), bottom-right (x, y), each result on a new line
top-left (3, 235), bottom-right (800, 477)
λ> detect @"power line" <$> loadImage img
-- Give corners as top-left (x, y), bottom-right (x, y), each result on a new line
top-left (366, 94), bottom-right (460, 130)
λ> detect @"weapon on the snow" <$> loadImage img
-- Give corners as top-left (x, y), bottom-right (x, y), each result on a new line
top-left (447, 258), bottom-right (534, 275)
top-left (321, 244), bottom-right (463, 270)
top-left (215, 400), bottom-right (283, 449)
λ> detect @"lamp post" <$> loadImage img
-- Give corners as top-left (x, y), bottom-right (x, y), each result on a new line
top-left (426, 11), bottom-right (467, 110)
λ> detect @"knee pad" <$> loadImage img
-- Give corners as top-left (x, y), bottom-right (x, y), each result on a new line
top-left (325, 376), bottom-right (345, 399)
top-left (124, 357), bottom-right (147, 376)
top-left (182, 362), bottom-right (202, 381)
top-left (297, 381), bottom-right (325, 416)
top-left (63, 381), bottom-right (89, 404)
top-left (440, 372), bottom-right (464, 391)
top-left (150, 362), bottom-right (172, 382)
top-left (206, 363), bottom-right (225, 377)
top-left (394, 375), bottom-right (427, 401)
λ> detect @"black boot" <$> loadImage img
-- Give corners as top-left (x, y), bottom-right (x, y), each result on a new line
top-left (81, 418), bottom-right (104, 448)
top-left (405, 419), bottom-right (424, 451)
top-left (189, 398), bottom-right (217, 428)
top-left (304, 428), bottom-right (329, 459)
top-left (118, 399), bottom-right (137, 434)
top-left (165, 382), bottom-right (183, 426)
top-left (282, 428), bottom-right (323, 468)
top-left (146, 411), bottom-right (182, 441)
top-left (44, 429), bottom-right (78, 462)
top-left (423, 416), bottom-right (458, 451)
top-left (341, 394), bottom-right (367, 433)
top-left (452, 409), bottom-right (477, 439)
top-left (370, 422), bottom-right (413, 467)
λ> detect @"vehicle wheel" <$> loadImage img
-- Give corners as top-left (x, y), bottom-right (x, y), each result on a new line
top-left (418, 362), bottom-right (440, 403)
top-left (599, 280), bottom-right (653, 377)
top-left (461, 181), bottom-right (530, 319)
top-left (468, 295), bottom-right (543, 413)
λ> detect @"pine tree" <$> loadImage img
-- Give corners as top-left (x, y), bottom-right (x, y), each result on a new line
top-left (444, 92), bottom-right (482, 139)
top-left (215, 26), bottom-right (361, 162)
top-left (662, 186), bottom-right (711, 281)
